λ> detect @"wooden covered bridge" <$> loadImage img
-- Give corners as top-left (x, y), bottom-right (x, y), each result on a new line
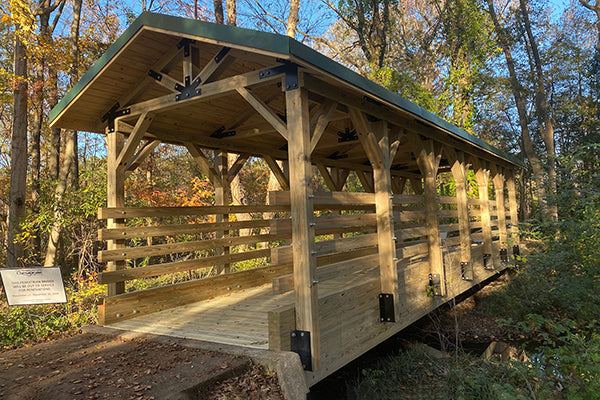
top-left (49, 12), bottom-right (523, 387)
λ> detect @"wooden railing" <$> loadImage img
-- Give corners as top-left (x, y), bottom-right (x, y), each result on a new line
top-left (97, 205), bottom-right (291, 286)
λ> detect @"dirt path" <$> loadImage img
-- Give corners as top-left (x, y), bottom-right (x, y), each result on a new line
top-left (0, 331), bottom-right (283, 400)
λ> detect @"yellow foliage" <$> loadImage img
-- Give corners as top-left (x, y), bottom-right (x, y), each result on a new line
top-left (8, 0), bottom-right (37, 44)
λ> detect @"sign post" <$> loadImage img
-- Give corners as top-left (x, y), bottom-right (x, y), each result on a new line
top-left (0, 266), bottom-right (67, 306)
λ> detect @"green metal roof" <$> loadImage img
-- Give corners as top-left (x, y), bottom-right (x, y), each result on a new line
top-left (49, 11), bottom-right (525, 168)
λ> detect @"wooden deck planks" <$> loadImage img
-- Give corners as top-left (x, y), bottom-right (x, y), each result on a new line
top-left (108, 284), bottom-right (291, 349)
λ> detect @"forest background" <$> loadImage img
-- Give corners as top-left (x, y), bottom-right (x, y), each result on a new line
top-left (1, 0), bottom-right (599, 397)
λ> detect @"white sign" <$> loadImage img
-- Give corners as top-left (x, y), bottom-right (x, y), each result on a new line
top-left (0, 266), bottom-right (67, 306)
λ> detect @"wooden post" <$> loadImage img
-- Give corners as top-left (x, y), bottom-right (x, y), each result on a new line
top-left (446, 148), bottom-right (473, 278)
top-left (408, 133), bottom-right (445, 295)
top-left (472, 157), bottom-right (494, 269)
top-left (491, 164), bottom-right (508, 253)
top-left (506, 170), bottom-right (520, 249)
top-left (372, 120), bottom-right (400, 321)
top-left (286, 86), bottom-right (320, 370)
top-left (349, 109), bottom-right (400, 317)
top-left (215, 151), bottom-right (230, 274)
top-left (106, 127), bottom-right (126, 296)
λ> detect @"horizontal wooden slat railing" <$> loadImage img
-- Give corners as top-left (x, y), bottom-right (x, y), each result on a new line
top-left (99, 248), bottom-right (272, 284)
top-left (98, 205), bottom-right (290, 219)
top-left (268, 191), bottom-right (381, 292)
top-left (99, 219), bottom-right (271, 240)
top-left (98, 205), bottom-right (293, 286)
top-left (97, 203), bottom-right (296, 324)
top-left (98, 233), bottom-right (289, 262)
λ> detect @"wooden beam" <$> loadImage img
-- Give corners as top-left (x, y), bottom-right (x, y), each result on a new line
top-left (264, 155), bottom-right (290, 191)
top-left (195, 46), bottom-right (231, 84)
top-left (115, 112), bottom-right (153, 168)
top-left (348, 107), bottom-right (385, 169)
top-left (118, 65), bottom-right (284, 119)
top-left (236, 87), bottom-right (289, 140)
top-left (125, 140), bottom-right (160, 175)
top-left (316, 164), bottom-right (337, 191)
top-left (372, 120), bottom-right (400, 320)
top-left (310, 100), bottom-right (338, 153)
top-left (407, 132), bottom-right (445, 296)
top-left (303, 74), bottom-right (517, 170)
top-left (491, 164), bottom-right (508, 251)
top-left (226, 153), bottom-right (250, 184)
top-left (117, 44), bottom-right (184, 109)
top-left (389, 126), bottom-right (405, 162)
top-left (391, 176), bottom-right (406, 194)
top-left (185, 143), bottom-right (223, 188)
top-left (446, 148), bottom-right (473, 278)
top-left (106, 128), bottom-right (126, 296)
top-left (472, 157), bottom-right (494, 268)
top-left (151, 72), bottom-right (182, 93)
top-left (355, 169), bottom-right (374, 193)
top-left (286, 86), bottom-right (320, 370)
top-left (332, 168), bottom-right (350, 191)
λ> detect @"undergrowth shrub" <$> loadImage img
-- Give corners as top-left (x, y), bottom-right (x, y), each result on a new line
top-left (0, 275), bottom-right (104, 349)
top-left (353, 347), bottom-right (556, 400)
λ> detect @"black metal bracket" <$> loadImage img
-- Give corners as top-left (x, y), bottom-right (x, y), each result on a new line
top-left (327, 151), bottom-right (348, 160)
top-left (214, 46), bottom-right (230, 63)
top-left (101, 103), bottom-right (131, 133)
top-left (210, 126), bottom-right (236, 139)
top-left (428, 273), bottom-right (442, 296)
top-left (337, 128), bottom-right (358, 143)
top-left (483, 253), bottom-right (493, 270)
top-left (379, 293), bottom-right (395, 322)
top-left (148, 69), bottom-right (162, 82)
top-left (500, 248), bottom-right (508, 262)
top-left (175, 76), bottom-right (202, 101)
top-left (177, 38), bottom-right (196, 57)
top-left (258, 61), bottom-right (299, 91)
top-left (291, 330), bottom-right (312, 371)
top-left (363, 96), bottom-right (383, 107)
top-left (366, 114), bottom-right (381, 123)
top-left (461, 262), bottom-right (472, 281)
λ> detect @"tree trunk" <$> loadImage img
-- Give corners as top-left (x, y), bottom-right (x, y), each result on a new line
top-left (519, 0), bottom-right (557, 220)
top-left (226, 0), bottom-right (236, 26)
top-left (7, 31), bottom-right (28, 268)
top-left (213, 0), bottom-right (224, 24)
top-left (47, 72), bottom-right (61, 181)
top-left (66, 0), bottom-right (82, 188)
top-left (579, 0), bottom-right (600, 51)
top-left (228, 153), bottom-right (251, 236)
top-left (31, 65), bottom-right (43, 259)
top-left (487, 0), bottom-right (549, 220)
top-left (44, 0), bottom-right (83, 266)
top-left (44, 136), bottom-right (75, 266)
top-left (286, 0), bottom-right (300, 37)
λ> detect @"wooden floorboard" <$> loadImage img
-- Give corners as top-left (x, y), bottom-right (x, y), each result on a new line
top-left (107, 267), bottom-right (372, 349)
top-left (108, 283), bottom-right (292, 349)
